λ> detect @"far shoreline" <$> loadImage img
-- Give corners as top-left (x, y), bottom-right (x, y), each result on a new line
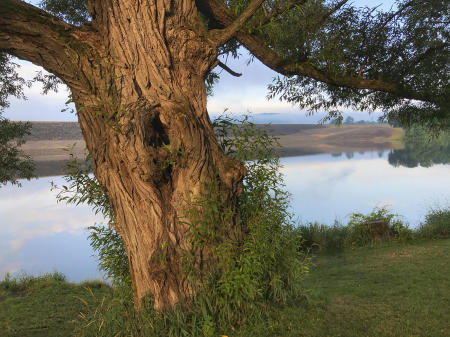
top-left (20, 122), bottom-right (404, 177)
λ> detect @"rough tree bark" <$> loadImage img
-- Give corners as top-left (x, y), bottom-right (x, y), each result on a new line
top-left (0, 0), bottom-right (249, 310)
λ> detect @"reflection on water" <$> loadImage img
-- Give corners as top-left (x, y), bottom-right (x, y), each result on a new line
top-left (388, 127), bottom-right (450, 168)
top-left (1, 150), bottom-right (449, 281)
top-left (281, 152), bottom-right (450, 226)
top-left (0, 177), bottom-right (105, 282)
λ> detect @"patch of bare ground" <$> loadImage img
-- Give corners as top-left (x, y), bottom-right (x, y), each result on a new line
top-left (276, 124), bottom-right (404, 157)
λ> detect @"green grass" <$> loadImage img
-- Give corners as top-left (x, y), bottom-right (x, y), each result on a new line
top-left (276, 239), bottom-right (450, 337)
top-left (1, 240), bottom-right (449, 336)
top-left (0, 272), bottom-right (111, 337)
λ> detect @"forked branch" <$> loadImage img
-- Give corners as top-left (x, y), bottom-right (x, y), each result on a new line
top-left (210, 0), bottom-right (265, 46)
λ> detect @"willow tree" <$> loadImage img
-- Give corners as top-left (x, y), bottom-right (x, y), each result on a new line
top-left (0, 53), bottom-right (34, 186)
top-left (0, 0), bottom-right (448, 309)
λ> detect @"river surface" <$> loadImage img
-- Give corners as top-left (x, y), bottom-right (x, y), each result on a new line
top-left (1, 150), bottom-right (449, 282)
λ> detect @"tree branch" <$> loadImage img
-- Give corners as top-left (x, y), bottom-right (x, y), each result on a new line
top-left (210, 0), bottom-right (265, 46)
top-left (408, 42), bottom-right (450, 68)
top-left (218, 61), bottom-right (242, 77)
top-left (202, 0), bottom-right (439, 104)
top-left (0, 0), bottom-right (98, 87)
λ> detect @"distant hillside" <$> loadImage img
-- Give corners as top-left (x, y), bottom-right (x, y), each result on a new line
top-left (24, 122), bottom-right (82, 141)
top-left (24, 121), bottom-right (324, 141)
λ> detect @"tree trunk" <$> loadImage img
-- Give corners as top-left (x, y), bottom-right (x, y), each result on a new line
top-left (63, 1), bottom-right (246, 310)
top-left (0, 0), bottom-right (246, 310)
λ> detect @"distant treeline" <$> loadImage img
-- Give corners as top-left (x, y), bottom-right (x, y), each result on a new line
top-left (328, 116), bottom-right (379, 125)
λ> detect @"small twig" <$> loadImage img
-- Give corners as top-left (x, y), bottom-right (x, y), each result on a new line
top-left (375, 0), bottom-right (414, 35)
top-left (313, 0), bottom-right (349, 28)
top-left (358, 1), bottom-right (414, 76)
top-left (259, 0), bottom-right (307, 27)
top-left (217, 61), bottom-right (242, 77)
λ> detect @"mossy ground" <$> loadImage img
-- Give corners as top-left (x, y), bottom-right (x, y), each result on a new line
top-left (1, 239), bottom-right (449, 337)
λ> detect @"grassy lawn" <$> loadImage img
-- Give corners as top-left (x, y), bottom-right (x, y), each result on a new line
top-left (0, 275), bottom-right (111, 337)
top-left (277, 239), bottom-right (450, 337)
top-left (1, 240), bottom-right (449, 336)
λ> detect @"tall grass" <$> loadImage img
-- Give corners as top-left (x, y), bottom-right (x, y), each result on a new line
top-left (417, 206), bottom-right (450, 239)
top-left (0, 271), bottom-right (66, 294)
top-left (298, 205), bottom-right (449, 254)
top-left (298, 222), bottom-right (349, 254)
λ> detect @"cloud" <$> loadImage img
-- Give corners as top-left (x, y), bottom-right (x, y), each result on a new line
top-left (0, 177), bottom-right (105, 253)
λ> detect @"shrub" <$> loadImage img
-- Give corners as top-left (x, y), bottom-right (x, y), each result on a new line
top-left (417, 206), bottom-right (450, 239)
top-left (298, 207), bottom-right (415, 254)
top-left (347, 207), bottom-right (410, 246)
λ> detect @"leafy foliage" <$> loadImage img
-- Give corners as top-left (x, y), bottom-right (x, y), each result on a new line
top-left (32, 70), bottom-right (63, 95)
top-left (39, 0), bottom-right (89, 26)
top-left (264, 0), bottom-right (449, 129)
top-left (2, 0), bottom-right (447, 131)
top-left (298, 206), bottom-right (416, 253)
top-left (347, 207), bottom-right (411, 246)
top-left (0, 117), bottom-right (34, 186)
top-left (0, 53), bottom-right (35, 186)
top-left (204, 71), bottom-right (220, 97)
top-left (214, 115), bottom-right (307, 302)
top-left (0, 271), bottom-right (66, 295)
top-left (298, 221), bottom-right (349, 254)
top-left (52, 155), bottom-right (129, 287)
top-left (53, 154), bottom-right (111, 218)
top-left (0, 53), bottom-right (27, 109)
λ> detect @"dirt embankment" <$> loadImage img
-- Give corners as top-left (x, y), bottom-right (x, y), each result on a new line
top-left (20, 122), bottom-right (86, 177)
top-left (20, 122), bottom-right (404, 177)
top-left (274, 124), bottom-right (404, 157)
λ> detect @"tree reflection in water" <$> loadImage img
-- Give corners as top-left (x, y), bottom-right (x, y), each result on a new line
top-left (389, 127), bottom-right (450, 168)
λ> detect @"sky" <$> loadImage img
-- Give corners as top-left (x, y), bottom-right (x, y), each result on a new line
top-left (3, 0), bottom-right (393, 124)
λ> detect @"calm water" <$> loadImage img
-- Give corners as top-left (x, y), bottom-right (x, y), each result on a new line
top-left (1, 151), bottom-right (449, 281)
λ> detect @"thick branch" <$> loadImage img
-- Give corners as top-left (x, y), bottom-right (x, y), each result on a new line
top-left (202, 0), bottom-right (439, 104)
top-left (0, 0), bottom-right (98, 87)
top-left (210, 0), bottom-right (265, 46)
